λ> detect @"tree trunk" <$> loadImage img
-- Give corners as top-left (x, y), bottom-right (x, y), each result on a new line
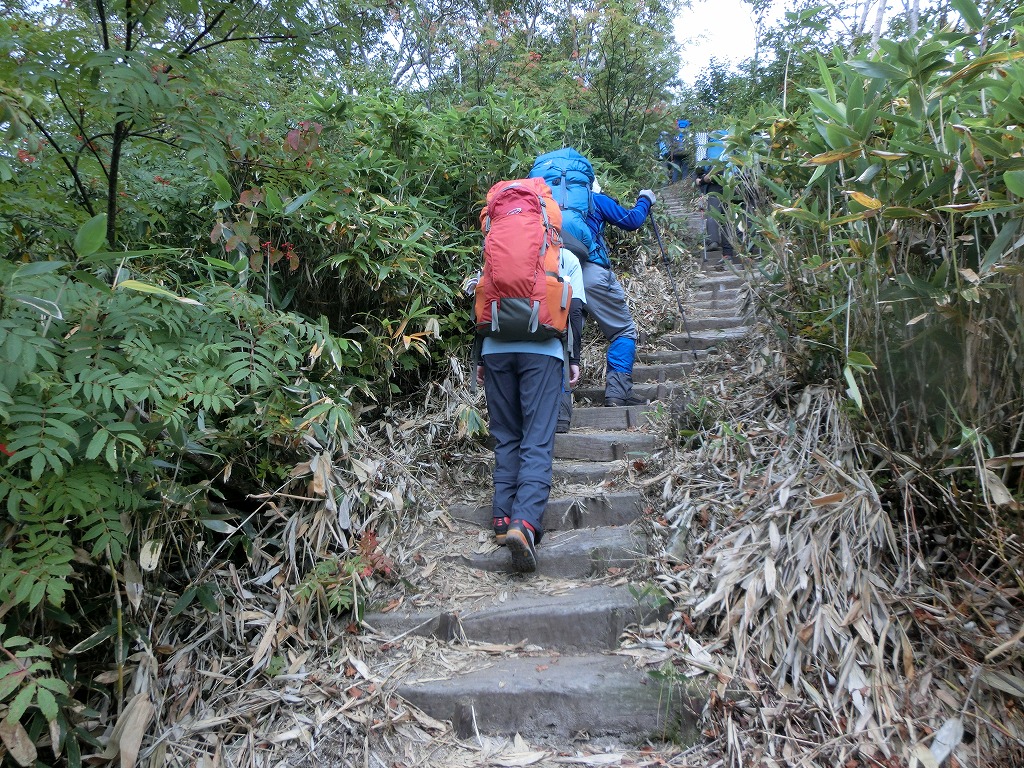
top-left (105, 121), bottom-right (128, 247)
top-left (870, 0), bottom-right (888, 49)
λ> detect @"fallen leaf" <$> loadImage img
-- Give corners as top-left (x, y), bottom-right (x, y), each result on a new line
top-left (139, 539), bottom-right (163, 572)
top-left (811, 492), bottom-right (846, 506)
top-left (0, 720), bottom-right (37, 767)
top-left (928, 717), bottom-right (964, 764)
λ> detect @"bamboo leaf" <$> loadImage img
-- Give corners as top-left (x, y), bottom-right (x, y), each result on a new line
top-left (67, 623), bottom-right (117, 655)
top-left (980, 669), bottom-right (1024, 698)
top-left (847, 60), bottom-right (907, 81)
top-left (115, 279), bottom-right (203, 305)
top-left (1005, 170), bottom-right (1024, 197)
top-left (10, 295), bottom-right (62, 319)
top-left (12, 261), bottom-right (68, 279)
top-left (283, 188), bottom-right (318, 215)
top-left (944, 50), bottom-right (1024, 86)
top-left (848, 191), bottom-right (882, 209)
top-left (950, 0), bottom-right (984, 30)
top-left (844, 365), bottom-right (864, 412)
top-left (808, 146), bottom-right (862, 165)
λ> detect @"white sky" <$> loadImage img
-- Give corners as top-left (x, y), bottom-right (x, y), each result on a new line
top-left (674, 0), bottom-right (787, 85)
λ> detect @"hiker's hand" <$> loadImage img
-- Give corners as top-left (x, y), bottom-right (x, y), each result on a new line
top-left (639, 189), bottom-right (656, 205)
top-left (569, 364), bottom-right (580, 387)
top-left (476, 364), bottom-right (484, 386)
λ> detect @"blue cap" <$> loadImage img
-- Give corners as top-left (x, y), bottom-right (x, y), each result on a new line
top-left (677, 119), bottom-right (690, 128)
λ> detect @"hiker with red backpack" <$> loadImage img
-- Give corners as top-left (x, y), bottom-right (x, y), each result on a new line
top-left (529, 150), bottom-right (655, 408)
top-left (471, 178), bottom-right (586, 573)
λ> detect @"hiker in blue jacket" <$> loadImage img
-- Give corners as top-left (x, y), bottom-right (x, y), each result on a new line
top-left (474, 248), bottom-right (585, 573)
top-left (584, 181), bottom-right (656, 406)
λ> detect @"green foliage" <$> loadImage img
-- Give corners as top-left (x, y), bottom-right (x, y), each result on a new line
top-left (0, 215), bottom-right (363, 744)
top-left (0, 624), bottom-right (70, 724)
top-left (726, 1), bottom-right (1024, 469)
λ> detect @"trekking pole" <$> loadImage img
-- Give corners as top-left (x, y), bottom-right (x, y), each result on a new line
top-left (649, 216), bottom-right (692, 342)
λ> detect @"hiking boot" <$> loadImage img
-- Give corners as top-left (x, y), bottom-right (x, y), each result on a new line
top-left (505, 520), bottom-right (537, 573)
top-left (556, 421), bottom-right (570, 434)
top-left (492, 516), bottom-right (510, 546)
top-left (605, 394), bottom-right (648, 407)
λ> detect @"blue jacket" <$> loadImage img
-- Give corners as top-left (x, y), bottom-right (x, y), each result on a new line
top-left (585, 193), bottom-right (652, 267)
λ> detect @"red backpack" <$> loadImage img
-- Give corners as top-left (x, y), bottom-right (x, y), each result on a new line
top-left (474, 178), bottom-right (571, 341)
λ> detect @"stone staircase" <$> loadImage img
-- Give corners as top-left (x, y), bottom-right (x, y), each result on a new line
top-left (364, 212), bottom-right (753, 751)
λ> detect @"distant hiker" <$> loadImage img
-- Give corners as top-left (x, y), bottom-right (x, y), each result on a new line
top-left (585, 177), bottom-right (656, 407)
top-left (658, 131), bottom-right (672, 181)
top-left (668, 118), bottom-right (693, 183)
top-left (470, 178), bottom-right (585, 573)
top-left (696, 130), bottom-right (734, 260)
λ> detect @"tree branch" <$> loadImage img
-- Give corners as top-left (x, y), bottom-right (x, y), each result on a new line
top-left (28, 113), bottom-right (96, 218)
top-left (55, 84), bottom-right (109, 182)
top-left (95, 0), bottom-right (111, 50)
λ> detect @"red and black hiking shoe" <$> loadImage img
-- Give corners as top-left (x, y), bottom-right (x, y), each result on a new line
top-left (506, 520), bottom-right (537, 573)
top-left (492, 516), bottom-right (511, 546)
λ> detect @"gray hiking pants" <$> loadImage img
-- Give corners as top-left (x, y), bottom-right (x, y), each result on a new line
top-left (581, 262), bottom-right (637, 402)
top-left (482, 352), bottom-right (562, 540)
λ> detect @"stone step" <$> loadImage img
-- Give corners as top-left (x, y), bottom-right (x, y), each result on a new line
top-left (676, 314), bottom-right (747, 332)
top-left (661, 326), bottom-right (751, 352)
top-left (366, 583), bottom-right (661, 653)
top-left (399, 654), bottom-right (704, 742)
top-left (691, 288), bottom-right (744, 304)
top-left (572, 381), bottom-right (681, 406)
top-left (569, 404), bottom-right (655, 430)
top-left (458, 525), bottom-right (645, 579)
top-left (631, 361), bottom-right (695, 383)
top-left (697, 273), bottom-right (746, 290)
top-left (552, 460), bottom-right (619, 485)
top-left (554, 430), bottom-right (662, 461)
top-left (637, 348), bottom-right (704, 364)
top-left (450, 491), bottom-right (643, 532)
top-left (688, 303), bottom-right (745, 317)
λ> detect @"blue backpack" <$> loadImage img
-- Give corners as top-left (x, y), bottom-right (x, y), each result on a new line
top-left (529, 149), bottom-right (595, 259)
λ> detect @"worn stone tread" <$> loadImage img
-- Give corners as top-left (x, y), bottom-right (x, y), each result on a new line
top-left (570, 404), bottom-right (656, 430)
top-left (366, 583), bottom-right (662, 653)
top-left (661, 325), bottom-right (751, 351)
top-left (450, 491), bottom-right (644, 532)
top-left (554, 430), bottom-right (662, 461)
top-left (632, 361), bottom-right (696, 383)
top-left (457, 525), bottom-right (646, 578)
top-left (572, 381), bottom-right (682, 406)
top-left (399, 653), bottom-right (705, 742)
top-left (551, 460), bottom-right (622, 484)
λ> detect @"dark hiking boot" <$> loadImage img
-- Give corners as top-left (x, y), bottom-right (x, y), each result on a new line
top-left (605, 394), bottom-right (648, 407)
top-left (492, 516), bottom-right (510, 546)
top-left (556, 421), bottom-right (570, 434)
top-left (505, 520), bottom-right (537, 573)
